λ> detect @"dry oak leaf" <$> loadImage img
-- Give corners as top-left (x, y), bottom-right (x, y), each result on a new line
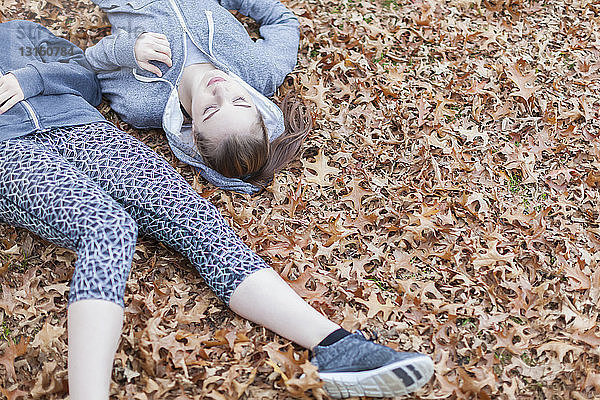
top-left (500, 207), bottom-right (534, 228)
top-left (152, 331), bottom-right (190, 376)
top-left (569, 329), bottom-right (600, 348)
top-left (506, 62), bottom-right (540, 101)
top-left (302, 76), bottom-right (329, 112)
top-left (302, 149), bottom-right (340, 187)
top-left (0, 337), bottom-right (30, 381)
top-left (562, 257), bottom-right (591, 291)
top-left (405, 206), bottom-right (440, 236)
top-left (285, 361), bottom-right (325, 399)
top-left (416, 96), bottom-right (430, 127)
top-left (456, 367), bottom-right (495, 398)
top-left (31, 320), bottom-right (65, 352)
top-left (224, 367), bottom-right (258, 399)
top-left (202, 328), bottom-right (249, 351)
top-left (536, 341), bottom-right (582, 362)
top-left (263, 342), bottom-right (303, 382)
top-left (544, 168), bottom-right (580, 193)
top-left (507, 356), bottom-right (545, 380)
top-left (585, 372), bottom-right (600, 391)
top-left (0, 386), bottom-right (27, 400)
top-left (464, 192), bottom-right (490, 220)
top-left (42, 282), bottom-right (70, 297)
top-left (340, 176), bottom-right (374, 210)
top-left (0, 284), bottom-right (19, 315)
top-left (30, 359), bottom-right (67, 399)
top-left (284, 269), bottom-right (328, 303)
top-left (317, 213), bottom-right (356, 247)
top-left (472, 240), bottom-right (514, 268)
top-left (432, 95), bottom-right (457, 126)
top-left (0, 244), bottom-right (19, 256)
top-left (457, 125), bottom-right (489, 146)
top-left (356, 291), bottom-right (396, 320)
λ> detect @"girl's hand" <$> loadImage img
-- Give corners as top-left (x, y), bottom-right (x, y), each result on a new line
top-left (0, 73), bottom-right (25, 114)
top-left (134, 32), bottom-right (173, 77)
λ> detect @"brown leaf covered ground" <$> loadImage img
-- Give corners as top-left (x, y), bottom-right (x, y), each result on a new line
top-left (1, 0), bottom-right (600, 399)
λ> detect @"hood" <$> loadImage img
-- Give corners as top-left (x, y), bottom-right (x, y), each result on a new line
top-left (138, 9), bottom-right (285, 194)
top-left (164, 73), bottom-right (285, 194)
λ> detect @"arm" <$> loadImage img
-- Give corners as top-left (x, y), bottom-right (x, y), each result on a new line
top-left (84, 28), bottom-right (141, 72)
top-left (86, 30), bottom-right (172, 77)
top-left (219, 0), bottom-right (300, 33)
top-left (219, 0), bottom-right (300, 95)
top-left (9, 21), bottom-right (102, 106)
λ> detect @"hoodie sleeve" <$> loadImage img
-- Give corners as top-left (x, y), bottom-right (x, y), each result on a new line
top-left (219, 0), bottom-right (300, 96)
top-left (84, 28), bottom-right (142, 72)
top-left (9, 21), bottom-right (102, 106)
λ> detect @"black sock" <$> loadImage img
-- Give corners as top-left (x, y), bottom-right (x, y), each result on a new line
top-left (318, 328), bottom-right (351, 347)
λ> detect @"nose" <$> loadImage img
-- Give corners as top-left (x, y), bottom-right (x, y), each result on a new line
top-left (211, 84), bottom-right (240, 106)
top-left (211, 83), bottom-right (229, 100)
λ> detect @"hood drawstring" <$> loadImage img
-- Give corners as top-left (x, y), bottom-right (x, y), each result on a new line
top-left (204, 10), bottom-right (217, 60)
top-left (133, 9), bottom-right (218, 85)
top-left (132, 68), bottom-right (175, 88)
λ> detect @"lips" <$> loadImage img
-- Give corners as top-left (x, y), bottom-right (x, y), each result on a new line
top-left (207, 77), bottom-right (225, 86)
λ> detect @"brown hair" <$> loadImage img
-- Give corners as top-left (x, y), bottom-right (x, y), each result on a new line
top-left (194, 93), bottom-right (313, 188)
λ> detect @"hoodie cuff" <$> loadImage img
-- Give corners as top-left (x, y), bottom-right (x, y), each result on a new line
top-left (10, 66), bottom-right (44, 99)
top-left (114, 30), bottom-right (143, 69)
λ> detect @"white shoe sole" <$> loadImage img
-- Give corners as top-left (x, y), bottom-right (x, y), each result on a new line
top-left (318, 355), bottom-right (434, 398)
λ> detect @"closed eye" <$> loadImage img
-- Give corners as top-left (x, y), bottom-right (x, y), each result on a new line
top-left (202, 99), bottom-right (253, 122)
top-left (203, 105), bottom-right (217, 114)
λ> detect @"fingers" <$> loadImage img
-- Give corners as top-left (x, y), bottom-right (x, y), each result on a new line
top-left (152, 50), bottom-right (173, 68)
top-left (146, 32), bottom-right (168, 41)
top-left (153, 43), bottom-right (172, 58)
top-left (150, 36), bottom-right (172, 67)
top-left (143, 32), bottom-right (169, 49)
top-left (148, 42), bottom-right (172, 67)
top-left (0, 74), bottom-right (26, 114)
top-left (0, 73), bottom-right (18, 87)
top-left (138, 46), bottom-right (171, 76)
top-left (139, 61), bottom-right (163, 77)
top-left (0, 89), bottom-right (13, 106)
top-left (0, 89), bottom-right (20, 115)
top-left (0, 87), bottom-right (24, 114)
top-left (0, 95), bottom-right (21, 115)
top-left (134, 32), bottom-right (173, 74)
top-left (0, 73), bottom-right (25, 114)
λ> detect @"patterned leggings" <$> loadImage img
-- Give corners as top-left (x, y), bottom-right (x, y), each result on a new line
top-left (0, 122), bottom-right (268, 307)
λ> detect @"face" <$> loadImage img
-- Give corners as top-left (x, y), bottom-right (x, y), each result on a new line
top-left (190, 69), bottom-right (258, 143)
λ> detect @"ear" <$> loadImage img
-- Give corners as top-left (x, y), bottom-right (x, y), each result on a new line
top-left (190, 121), bottom-right (200, 148)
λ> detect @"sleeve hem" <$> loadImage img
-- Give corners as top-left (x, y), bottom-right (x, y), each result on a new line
top-left (114, 30), bottom-right (144, 69)
top-left (10, 66), bottom-right (44, 99)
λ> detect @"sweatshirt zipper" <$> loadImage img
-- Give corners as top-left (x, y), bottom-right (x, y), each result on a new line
top-left (165, 0), bottom-right (187, 31)
top-left (164, 0), bottom-right (228, 73)
top-left (21, 100), bottom-right (41, 130)
top-left (0, 70), bottom-right (41, 130)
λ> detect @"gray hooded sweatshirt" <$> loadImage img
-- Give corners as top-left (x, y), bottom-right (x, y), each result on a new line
top-left (85, 0), bottom-right (300, 193)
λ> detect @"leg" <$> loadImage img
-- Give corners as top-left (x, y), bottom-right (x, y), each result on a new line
top-left (228, 268), bottom-right (339, 349)
top-left (41, 123), bottom-right (338, 348)
top-left (68, 299), bottom-right (124, 400)
top-left (0, 135), bottom-right (137, 400)
top-left (42, 123), bottom-right (434, 398)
